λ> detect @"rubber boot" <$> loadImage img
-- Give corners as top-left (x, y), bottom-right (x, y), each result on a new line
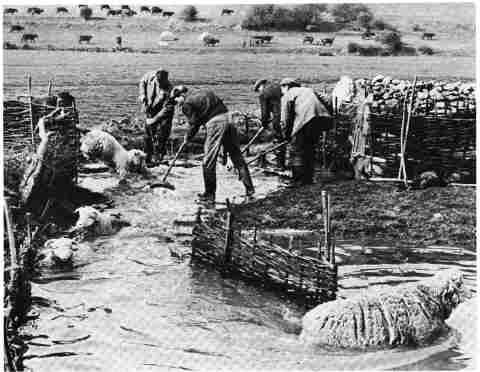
top-left (199, 167), bottom-right (216, 201)
top-left (237, 163), bottom-right (255, 197)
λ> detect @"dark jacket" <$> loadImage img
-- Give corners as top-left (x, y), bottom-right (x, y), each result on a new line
top-left (259, 83), bottom-right (282, 130)
top-left (182, 90), bottom-right (228, 140)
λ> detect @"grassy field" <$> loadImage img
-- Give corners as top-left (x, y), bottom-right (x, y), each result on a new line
top-left (3, 3), bottom-right (475, 56)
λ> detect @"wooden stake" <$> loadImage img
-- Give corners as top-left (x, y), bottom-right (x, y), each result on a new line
top-left (402, 76), bottom-right (417, 187)
top-left (28, 75), bottom-right (35, 147)
top-left (47, 79), bottom-right (53, 96)
top-left (288, 236), bottom-right (294, 252)
top-left (4, 198), bottom-right (18, 279)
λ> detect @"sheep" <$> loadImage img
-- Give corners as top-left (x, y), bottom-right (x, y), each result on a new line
top-left (80, 129), bottom-right (147, 180)
top-left (331, 76), bottom-right (358, 112)
top-left (299, 269), bottom-right (471, 348)
top-left (69, 206), bottom-right (130, 238)
top-left (38, 238), bottom-right (76, 267)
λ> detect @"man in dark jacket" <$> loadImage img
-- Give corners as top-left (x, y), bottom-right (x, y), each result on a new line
top-left (280, 78), bottom-right (333, 186)
top-left (253, 79), bottom-right (286, 168)
top-left (181, 90), bottom-right (255, 202)
top-left (139, 69), bottom-right (174, 165)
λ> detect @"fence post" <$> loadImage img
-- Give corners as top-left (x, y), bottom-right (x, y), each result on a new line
top-left (27, 75), bottom-right (35, 147)
top-left (4, 198), bottom-right (18, 279)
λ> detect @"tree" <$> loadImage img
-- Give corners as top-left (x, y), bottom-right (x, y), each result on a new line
top-left (79, 6), bottom-right (93, 21)
top-left (330, 3), bottom-right (371, 24)
top-left (181, 5), bottom-right (198, 22)
top-left (357, 11), bottom-right (373, 29)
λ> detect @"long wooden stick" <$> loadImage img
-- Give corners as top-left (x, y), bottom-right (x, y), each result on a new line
top-left (402, 77), bottom-right (417, 185)
top-left (4, 198), bottom-right (18, 279)
top-left (28, 75), bottom-right (35, 147)
top-left (241, 126), bottom-right (265, 155)
top-left (246, 141), bottom-right (288, 165)
top-left (161, 141), bottom-right (187, 183)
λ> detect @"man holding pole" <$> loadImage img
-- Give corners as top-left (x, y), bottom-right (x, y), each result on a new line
top-left (178, 89), bottom-right (255, 203)
top-left (280, 78), bottom-right (333, 187)
top-left (253, 79), bottom-right (286, 169)
top-left (139, 69), bottom-right (174, 166)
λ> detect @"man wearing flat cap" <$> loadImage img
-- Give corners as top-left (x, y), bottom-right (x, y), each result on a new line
top-left (280, 78), bottom-right (333, 186)
top-left (139, 69), bottom-right (174, 166)
top-left (253, 79), bottom-right (286, 169)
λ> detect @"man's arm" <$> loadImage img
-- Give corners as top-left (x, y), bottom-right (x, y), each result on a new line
top-left (138, 74), bottom-right (148, 109)
top-left (182, 102), bottom-right (202, 142)
top-left (259, 94), bottom-right (270, 128)
top-left (145, 97), bottom-right (175, 126)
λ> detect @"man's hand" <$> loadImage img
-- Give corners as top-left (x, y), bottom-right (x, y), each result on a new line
top-left (170, 85), bottom-right (188, 99)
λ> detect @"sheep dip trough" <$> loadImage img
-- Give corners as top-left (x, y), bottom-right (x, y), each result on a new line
top-left (192, 192), bottom-right (338, 308)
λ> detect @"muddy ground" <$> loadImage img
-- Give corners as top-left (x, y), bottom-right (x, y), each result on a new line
top-left (232, 179), bottom-right (475, 249)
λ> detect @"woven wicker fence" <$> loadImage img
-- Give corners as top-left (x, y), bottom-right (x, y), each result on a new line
top-left (192, 200), bottom-right (337, 308)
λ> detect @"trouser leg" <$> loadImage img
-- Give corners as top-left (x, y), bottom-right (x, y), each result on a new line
top-left (202, 119), bottom-right (225, 196)
top-left (144, 122), bottom-right (157, 163)
top-left (223, 122), bottom-right (254, 194)
top-left (156, 118), bottom-right (173, 161)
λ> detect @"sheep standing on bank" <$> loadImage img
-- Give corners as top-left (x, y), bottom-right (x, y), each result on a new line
top-left (299, 269), bottom-right (471, 348)
top-left (80, 129), bottom-right (147, 179)
top-left (331, 76), bottom-right (357, 112)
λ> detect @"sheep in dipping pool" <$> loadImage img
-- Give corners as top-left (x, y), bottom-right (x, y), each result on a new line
top-left (38, 238), bottom-right (77, 267)
top-left (293, 269), bottom-right (471, 349)
top-left (69, 206), bottom-right (130, 239)
top-left (80, 129), bottom-right (147, 181)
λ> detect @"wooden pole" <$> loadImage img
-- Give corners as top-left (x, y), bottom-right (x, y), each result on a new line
top-left (402, 76), bottom-right (417, 187)
top-left (28, 75), bottom-right (35, 147)
top-left (4, 198), bottom-right (18, 280)
top-left (47, 79), bottom-right (53, 96)
top-left (288, 236), bottom-right (294, 252)
top-left (321, 191), bottom-right (330, 262)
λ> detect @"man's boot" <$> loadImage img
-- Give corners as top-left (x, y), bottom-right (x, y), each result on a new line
top-left (286, 166), bottom-right (304, 188)
top-left (237, 163), bottom-right (255, 199)
top-left (198, 168), bottom-right (216, 202)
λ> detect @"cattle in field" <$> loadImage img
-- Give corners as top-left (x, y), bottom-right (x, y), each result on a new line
top-left (27, 7), bottom-right (44, 15)
top-left (162, 11), bottom-right (174, 17)
top-left (140, 6), bottom-right (150, 13)
top-left (21, 33), bottom-right (38, 43)
top-left (204, 38), bottom-right (220, 47)
top-left (78, 5), bottom-right (87, 8)
top-left (122, 9), bottom-right (136, 16)
top-left (57, 7), bottom-right (69, 14)
top-left (221, 9), bottom-right (234, 16)
top-left (422, 32), bottom-right (435, 40)
top-left (121, 5), bottom-right (130, 10)
top-left (79, 35), bottom-right (93, 44)
top-left (361, 31), bottom-right (376, 39)
top-left (151, 7), bottom-right (162, 14)
top-left (9, 25), bottom-right (24, 33)
top-left (303, 36), bottom-right (314, 44)
top-left (100, 5), bottom-right (111, 10)
top-left (107, 9), bottom-right (121, 16)
top-left (320, 37), bottom-right (335, 46)
top-left (5, 8), bottom-right (18, 14)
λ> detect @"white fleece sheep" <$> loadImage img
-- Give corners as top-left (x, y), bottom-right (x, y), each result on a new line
top-left (70, 206), bottom-right (130, 238)
top-left (80, 129), bottom-right (146, 178)
top-left (299, 269), bottom-right (471, 348)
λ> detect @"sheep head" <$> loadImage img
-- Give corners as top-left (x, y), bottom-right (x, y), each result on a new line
top-left (127, 149), bottom-right (147, 172)
top-left (425, 269), bottom-right (472, 318)
top-left (71, 206), bottom-right (101, 233)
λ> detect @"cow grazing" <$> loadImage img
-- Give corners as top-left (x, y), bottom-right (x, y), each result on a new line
top-left (78, 5), bottom-right (87, 8)
top-left (361, 31), bottom-right (376, 39)
top-left (28, 7), bottom-right (44, 15)
top-left (9, 25), bottom-right (24, 33)
top-left (320, 37), bottom-right (335, 46)
top-left (221, 9), bottom-right (234, 16)
top-left (79, 35), bottom-right (93, 44)
top-left (121, 5), bottom-right (130, 10)
top-left (57, 7), bottom-right (69, 14)
top-left (151, 7), bottom-right (162, 14)
top-left (303, 36), bottom-right (314, 44)
top-left (140, 6), bottom-right (150, 13)
top-left (100, 5), bottom-right (111, 10)
top-left (21, 33), bottom-right (38, 43)
top-left (5, 8), bottom-right (18, 14)
top-left (122, 9), bottom-right (136, 16)
top-left (422, 32), bottom-right (435, 40)
top-left (162, 11), bottom-right (174, 17)
top-left (204, 38), bottom-right (220, 47)
top-left (107, 9), bottom-right (121, 16)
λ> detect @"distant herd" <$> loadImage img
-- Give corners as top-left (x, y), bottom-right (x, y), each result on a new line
top-left (5, 5), bottom-right (437, 49)
top-left (4, 5), bottom-right (236, 17)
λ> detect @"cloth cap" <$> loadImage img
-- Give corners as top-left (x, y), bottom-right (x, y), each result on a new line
top-left (280, 78), bottom-right (299, 87)
top-left (155, 69), bottom-right (169, 82)
top-left (253, 79), bottom-right (268, 92)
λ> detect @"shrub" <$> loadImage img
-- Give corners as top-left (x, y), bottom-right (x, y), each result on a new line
top-left (378, 31), bottom-right (403, 53)
top-left (181, 5), bottom-right (198, 22)
top-left (330, 3), bottom-right (371, 24)
top-left (80, 6), bottom-right (93, 20)
top-left (418, 45), bottom-right (434, 55)
top-left (357, 11), bottom-right (373, 29)
top-left (242, 4), bottom-right (329, 31)
top-left (372, 19), bottom-right (397, 32)
top-left (347, 42), bottom-right (360, 53)
top-left (346, 42), bottom-right (383, 56)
